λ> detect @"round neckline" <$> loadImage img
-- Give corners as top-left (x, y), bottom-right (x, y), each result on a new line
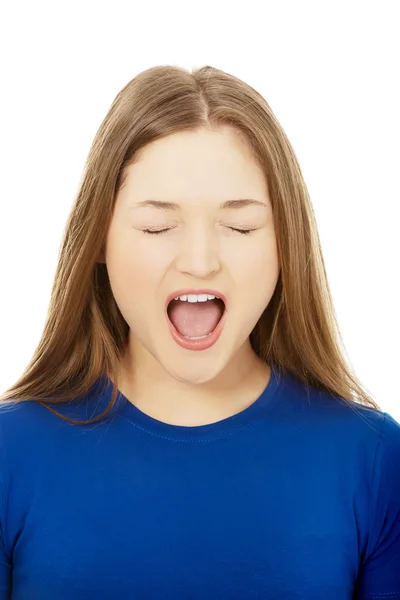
top-left (100, 364), bottom-right (283, 441)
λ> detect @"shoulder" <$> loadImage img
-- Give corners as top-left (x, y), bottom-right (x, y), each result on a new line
top-left (0, 400), bottom-right (59, 470)
top-left (379, 410), bottom-right (400, 442)
top-left (308, 384), bottom-right (400, 488)
top-left (372, 410), bottom-right (400, 482)
top-left (0, 398), bottom-right (48, 431)
top-left (0, 397), bottom-right (56, 432)
top-left (281, 370), bottom-right (388, 438)
top-left (281, 372), bottom-right (399, 476)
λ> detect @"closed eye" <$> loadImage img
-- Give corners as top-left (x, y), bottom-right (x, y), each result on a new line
top-left (142, 227), bottom-right (257, 235)
top-left (229, 227), bottom-right (255, 235)
top-left (142, 228), bottom-right (172, 235)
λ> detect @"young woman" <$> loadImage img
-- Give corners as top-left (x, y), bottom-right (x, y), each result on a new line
top-left (0, 65), bottom-right (399, 599)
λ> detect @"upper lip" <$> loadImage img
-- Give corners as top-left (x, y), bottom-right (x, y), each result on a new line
top-left (165, 289), bottom-right (227, 311)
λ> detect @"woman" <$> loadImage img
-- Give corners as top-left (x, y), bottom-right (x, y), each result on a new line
top-left (0, 65), bottom-right (399, 599)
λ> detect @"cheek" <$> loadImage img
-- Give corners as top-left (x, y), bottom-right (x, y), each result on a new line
top-left (105, 249), bottom-right (157, 328)
top-left (233, 242), bottom-right (279, 311)
top-left (105, 236), bottom-right (171, 311)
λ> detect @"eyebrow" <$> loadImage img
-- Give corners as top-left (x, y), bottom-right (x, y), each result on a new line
top-left (131, 198), bottom-right (268, 211)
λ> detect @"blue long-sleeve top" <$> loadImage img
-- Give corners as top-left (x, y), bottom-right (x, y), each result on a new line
top-left (0, 365), bottom-right (399, 599)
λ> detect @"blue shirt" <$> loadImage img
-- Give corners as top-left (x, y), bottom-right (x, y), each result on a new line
top-left (0, 366), bottom-right (399, 599)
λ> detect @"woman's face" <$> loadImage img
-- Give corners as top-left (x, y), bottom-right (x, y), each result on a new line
top-left (101, 126), bottom-right (280, 386)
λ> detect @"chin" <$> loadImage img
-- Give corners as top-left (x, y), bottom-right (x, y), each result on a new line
top-left (166, 361), bottom-right (227, 386)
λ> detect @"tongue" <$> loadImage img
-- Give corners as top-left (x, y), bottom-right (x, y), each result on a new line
top-left (168, 299), bottom-right (223, 337)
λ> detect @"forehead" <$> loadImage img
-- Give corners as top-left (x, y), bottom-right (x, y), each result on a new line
top-left (117, 127), bottom-right (269, 208)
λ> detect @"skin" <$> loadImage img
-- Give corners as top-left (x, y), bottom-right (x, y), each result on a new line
top-left (97, 125), bottom-right (280, 426)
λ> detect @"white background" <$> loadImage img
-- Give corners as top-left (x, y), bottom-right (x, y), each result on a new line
top-left (0, 1), bottom-right (399, 419)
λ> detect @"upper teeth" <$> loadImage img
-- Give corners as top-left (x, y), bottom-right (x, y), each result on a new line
top-left (173, 294), bottom-right (219, 302)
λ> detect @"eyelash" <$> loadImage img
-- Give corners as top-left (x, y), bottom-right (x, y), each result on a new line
top-left (142, 227), bottom-right (256, 236)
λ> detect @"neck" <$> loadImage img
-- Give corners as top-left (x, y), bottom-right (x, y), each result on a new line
top-left (114, 336), bottom-right (271, 427)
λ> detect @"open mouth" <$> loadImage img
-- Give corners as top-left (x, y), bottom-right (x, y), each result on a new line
top-left (166, 294), bottom-right (226, 340)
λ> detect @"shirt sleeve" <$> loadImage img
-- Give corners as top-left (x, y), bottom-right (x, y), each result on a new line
top-left (0, 478), bottom-right (11, 599)
top-left (354, 411), bottom-right (400, 599)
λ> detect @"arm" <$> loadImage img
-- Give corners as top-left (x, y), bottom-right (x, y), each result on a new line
top-left (354, 412), bottom-right (400, 599)
top-left (0, 478), bottom-right (11, 599)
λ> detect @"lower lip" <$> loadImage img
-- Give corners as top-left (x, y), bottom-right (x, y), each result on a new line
top-left (166, 307), bottom-right (227, 351)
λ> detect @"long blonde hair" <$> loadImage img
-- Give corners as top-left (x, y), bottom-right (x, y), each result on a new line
top-left (0, 64), bottom-right (381, 424)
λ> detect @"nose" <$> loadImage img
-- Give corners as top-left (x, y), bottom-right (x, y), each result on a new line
top-left (174, 224), bottom-right (221, 279)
